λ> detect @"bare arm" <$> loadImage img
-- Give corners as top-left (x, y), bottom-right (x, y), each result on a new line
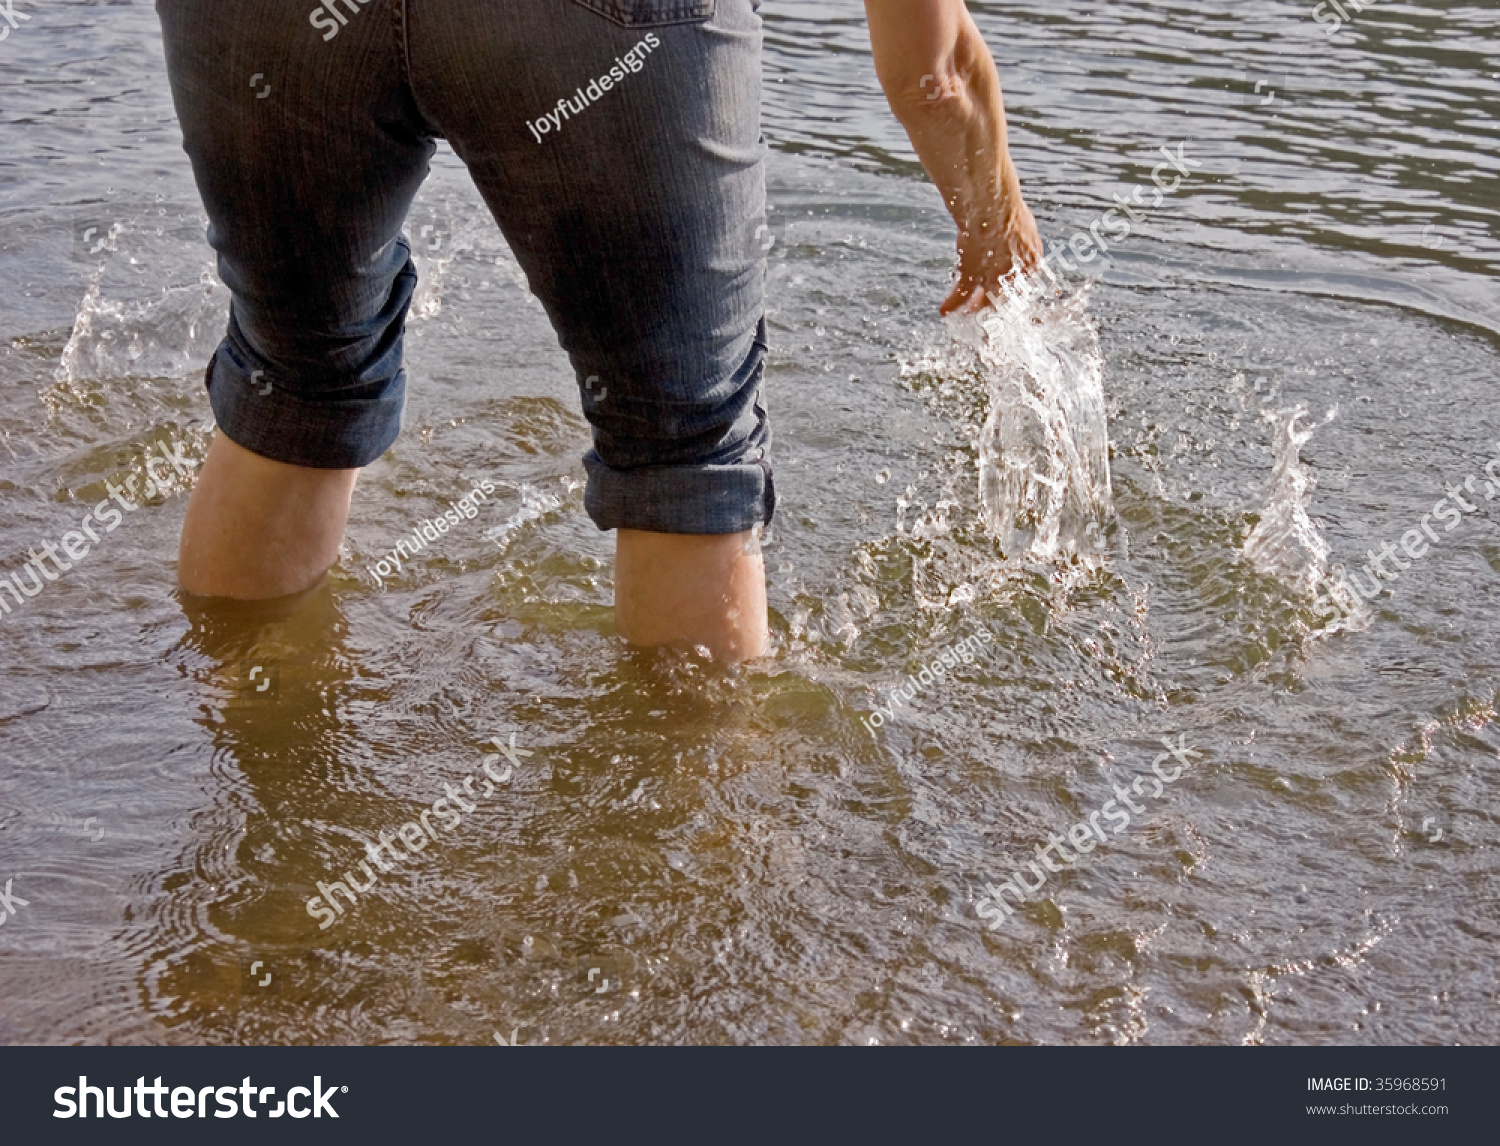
top-left (864, 0), bottom-right (1043, 313)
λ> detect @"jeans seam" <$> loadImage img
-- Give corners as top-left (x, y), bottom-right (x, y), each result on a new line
top-left (391, 0), bottom-right (415, 96)
top-left (568, 0), bottom-right (717, 28)
top-left (391, 0), bottom-right (443, 136)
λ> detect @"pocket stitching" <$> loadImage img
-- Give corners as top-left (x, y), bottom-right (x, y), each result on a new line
top-left (568, 0), bottom-right (716, 28)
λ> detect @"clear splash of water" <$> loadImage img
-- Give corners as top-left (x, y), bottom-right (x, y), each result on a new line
top-left (1241, 403), bottom-right (1369, 631)
top-left (407, 203), bottom-right (534, 321)
top-left (949, 272), bottom-right (1113, 563)
top-left (56, 258), bottom-right (228, 386)
top-left (53, 195), bottom-right (530, 387)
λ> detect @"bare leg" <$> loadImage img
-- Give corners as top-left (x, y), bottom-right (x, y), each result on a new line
top-left (179, 437), bottom-right (769, 658)
top-left (613, 529), bottom-right (768, 662)
top-left (178, 434), bottom-right (359, 600)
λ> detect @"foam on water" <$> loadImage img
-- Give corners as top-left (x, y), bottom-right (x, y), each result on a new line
top-left (483, 480), bottom-right (567, 551)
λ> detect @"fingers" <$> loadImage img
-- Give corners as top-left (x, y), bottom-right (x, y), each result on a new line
top-left (939, 281), bottom-right (988, 316)
top-left (937, 195), bottom-right (1047, 315)
top-left (940, 208), bottom-right (1047, 315)
top-left (940, 257), bottom-right (1028, 315)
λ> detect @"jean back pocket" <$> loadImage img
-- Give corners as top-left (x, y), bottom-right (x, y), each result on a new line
top-left (569, 0), bottom-right (716, 27)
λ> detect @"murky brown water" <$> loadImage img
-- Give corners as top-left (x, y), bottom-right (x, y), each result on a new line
top-left (2, 1), bottom-right (1498, 1045)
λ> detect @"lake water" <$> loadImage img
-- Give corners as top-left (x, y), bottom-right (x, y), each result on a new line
top-left (1, 0), bottom-right (1497, 1045)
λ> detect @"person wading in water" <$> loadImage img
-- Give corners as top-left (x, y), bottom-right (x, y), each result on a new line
top-left (158, 0), bottom-right (1042, 660)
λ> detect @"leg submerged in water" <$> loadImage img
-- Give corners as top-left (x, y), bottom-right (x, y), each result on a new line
top-left (177, 436), bottom-right (770, 658)
top-left (178, 435), bottom-right (359, 600)
top-left (614, 528), bottom-right (768, 662)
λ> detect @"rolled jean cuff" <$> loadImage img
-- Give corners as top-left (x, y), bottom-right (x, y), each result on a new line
top-left (203, 334), bottom-right (406, 470)
top-left (583, 452), bottom-right (775, 535)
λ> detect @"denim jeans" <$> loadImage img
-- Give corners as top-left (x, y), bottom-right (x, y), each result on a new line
top-left (156, 0), bottom-right (772, 534)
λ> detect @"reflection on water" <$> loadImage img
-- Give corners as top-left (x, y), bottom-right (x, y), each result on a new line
top-left (2, 0), bottom-right (1499, 1045)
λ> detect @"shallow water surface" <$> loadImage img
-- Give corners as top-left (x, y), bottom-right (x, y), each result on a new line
top-left (1, 0), bottom-right (1498, 1045)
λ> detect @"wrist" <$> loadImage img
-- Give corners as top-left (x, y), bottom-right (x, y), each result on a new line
top-left (951, 160), bottom-right (1022, 233)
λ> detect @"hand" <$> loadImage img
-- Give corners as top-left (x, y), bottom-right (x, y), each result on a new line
top-left (863, 0), bottom-right (1045, 317)
top-left (940, 196), bottom-right (1045, 315)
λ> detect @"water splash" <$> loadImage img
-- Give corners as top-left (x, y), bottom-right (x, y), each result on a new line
top-left (407, 204), bottom-right (535, 321)
top-left (483, 481), bottom-right (565, 552)
top-left (929, 272), bottom-right (1113, 562)
top-left (56, 260), bottom-right (228, 386)
top-left (1241, 404), bottom-right (1369, 631)
top-left (54, 195), bottom-right (532, 387)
